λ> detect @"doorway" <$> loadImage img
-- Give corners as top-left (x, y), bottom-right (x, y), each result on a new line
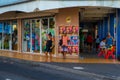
top-left (79, 7), bottom-right (116, 58)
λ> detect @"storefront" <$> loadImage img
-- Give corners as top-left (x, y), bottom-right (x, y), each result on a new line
top-left (0, 11), bottom-right (57, 60)
top-left (0, 6), bottom-right (119, 60)
top-left (0, 7), bottom-right (80, 59)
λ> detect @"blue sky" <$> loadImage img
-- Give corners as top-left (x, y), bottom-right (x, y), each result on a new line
top-left (0, 0), bottom-right (28, 6)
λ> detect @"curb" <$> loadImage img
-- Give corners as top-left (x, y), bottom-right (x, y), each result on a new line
top-left (0, 56), bottom-right (117, 80)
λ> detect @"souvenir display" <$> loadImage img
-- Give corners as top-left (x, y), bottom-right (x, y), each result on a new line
top-left (58, 26), bottom-right (79, 54)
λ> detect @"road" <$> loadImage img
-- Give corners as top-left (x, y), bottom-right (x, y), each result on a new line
top-left (0, 58), bottom-right (100, 80)
top-left (46, 62), bottom-right (120, 78)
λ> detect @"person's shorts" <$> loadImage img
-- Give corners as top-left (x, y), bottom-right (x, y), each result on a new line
top-left (62, 45), bottom-right (68, 52)
top-left (100, 47), bottom-right (106, 50)
top-left (45, 47), bottom-right (52, 53)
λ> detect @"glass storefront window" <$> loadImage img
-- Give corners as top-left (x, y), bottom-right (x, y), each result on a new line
top-left (31, 19), bottom-right (40, 52)
top-left (41, 18), bottom-right (49, 53)
top-left (22, 17), bottom-right (55, 54)
top-left (0, 20), bottom-right (17, 50)
top-left (22, 19), bottom-right (41, 53)
top-left (49, 18), bottom-right (55, 37)
top-left (12, 21), bottom-right (17, 50)
top-left (22, 20), bottom-right (31, 52)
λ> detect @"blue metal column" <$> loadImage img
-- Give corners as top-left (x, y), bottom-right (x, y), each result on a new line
top-left (116, 9), bottom-right (120, 60)
top-left (100, 21), bottom-right (103, 40)
top-left (98, 21), bottom-right (101, 40)
top-left (101, 20), bottom-right (104, 39)
top-left (110, 14), bottom-right (114, 37)
top-left (104, 17), bottom-right (108, 37)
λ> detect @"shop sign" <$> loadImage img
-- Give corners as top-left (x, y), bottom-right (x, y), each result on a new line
top-left (66, 16), bottom-right (71, 23)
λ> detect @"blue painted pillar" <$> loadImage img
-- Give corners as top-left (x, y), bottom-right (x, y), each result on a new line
top-left (100, 21), bottom-right (103, 40)
top-left (104, 17), bottom-right (108, 37)
top-left (101, 20), bottom-right (104, 39)
top-left (98, 21), bottom-right (101, 39)
top-left (117, 9), bottom-right (120, 60)
top-left (110, 14), bottom-right (114, 37)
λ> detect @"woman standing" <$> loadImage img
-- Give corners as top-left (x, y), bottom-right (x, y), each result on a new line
top-left (45, 33), bottom-right (52, 60)
top-left (86, 33), bottom-right (93, 52)
top-left (106, 33), bottom-right (114, 48)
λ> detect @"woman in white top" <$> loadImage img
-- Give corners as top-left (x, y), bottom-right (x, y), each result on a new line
top-left (100, 38), bottom-right (107, 54)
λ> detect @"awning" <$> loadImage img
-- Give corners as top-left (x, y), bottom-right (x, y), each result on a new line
top-left (0, 0), bottom-right (120, 14)
top-left (0, 11), bottom-right (55, 20)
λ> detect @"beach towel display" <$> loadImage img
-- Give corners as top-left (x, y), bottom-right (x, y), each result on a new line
top-left (58, 26), bottom-right (79, 54)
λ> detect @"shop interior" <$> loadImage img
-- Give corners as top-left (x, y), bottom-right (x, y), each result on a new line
top-left (79, 7), bottom-right (116, 58)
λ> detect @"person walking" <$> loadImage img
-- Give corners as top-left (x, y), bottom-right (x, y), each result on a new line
top-left (61, 34), bottom-right (69, 59)
top-left (45, 33), bottom-right (53, 60)
top-left (86, 33), bottom-right (93, 52)
top-left (95, 35), bottom-right (100, 52)
top-left (106, 33), bottom-right (114, 48)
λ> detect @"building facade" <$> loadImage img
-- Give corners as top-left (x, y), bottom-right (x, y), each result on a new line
top-left (0, 0), bottom-right (120, 60)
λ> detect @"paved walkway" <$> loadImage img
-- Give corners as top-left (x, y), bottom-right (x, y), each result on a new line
top-left (45, 57), bottom-right (119, 64)
top-left (0, 53), bottom-right (119, 64)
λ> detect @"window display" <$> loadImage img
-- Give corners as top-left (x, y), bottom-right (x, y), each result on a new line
top-left (0, 21), bottom-right (18, 50)
top-left (22, 19), bottom-right (40, 52)
top-left (22, 17), bottom-right (55, 53)
top-left (32, 20), bottom-right (40, 52)
top-left (22, 20), bottom-right (31, 52)
top-left (58, 26), bottom-right (79, 55)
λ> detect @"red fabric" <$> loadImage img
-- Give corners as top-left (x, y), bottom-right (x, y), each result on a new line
top-left (98, 49), bottom-right (105, 57)
top-left (86, 35), bottom-right (93, 43)
top-left (105, 50), bottom-right (115, 59)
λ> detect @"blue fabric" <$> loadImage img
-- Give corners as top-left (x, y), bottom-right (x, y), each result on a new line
top-left (101, 20), bottom-right (104, 39)
top-left (106, 37), bottom-right (113, 48)
top-left (117, 9), bottom-right (120, 56)
top-left (104, 17), bottom-right (108, 37)
top-left (110, 14), bottom-right (114, 37)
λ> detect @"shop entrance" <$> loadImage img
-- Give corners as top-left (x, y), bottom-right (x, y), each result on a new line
top-left (79, 7), bottom-right (116, 58)
top-left (79, 22), bottom-right (97, 58)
